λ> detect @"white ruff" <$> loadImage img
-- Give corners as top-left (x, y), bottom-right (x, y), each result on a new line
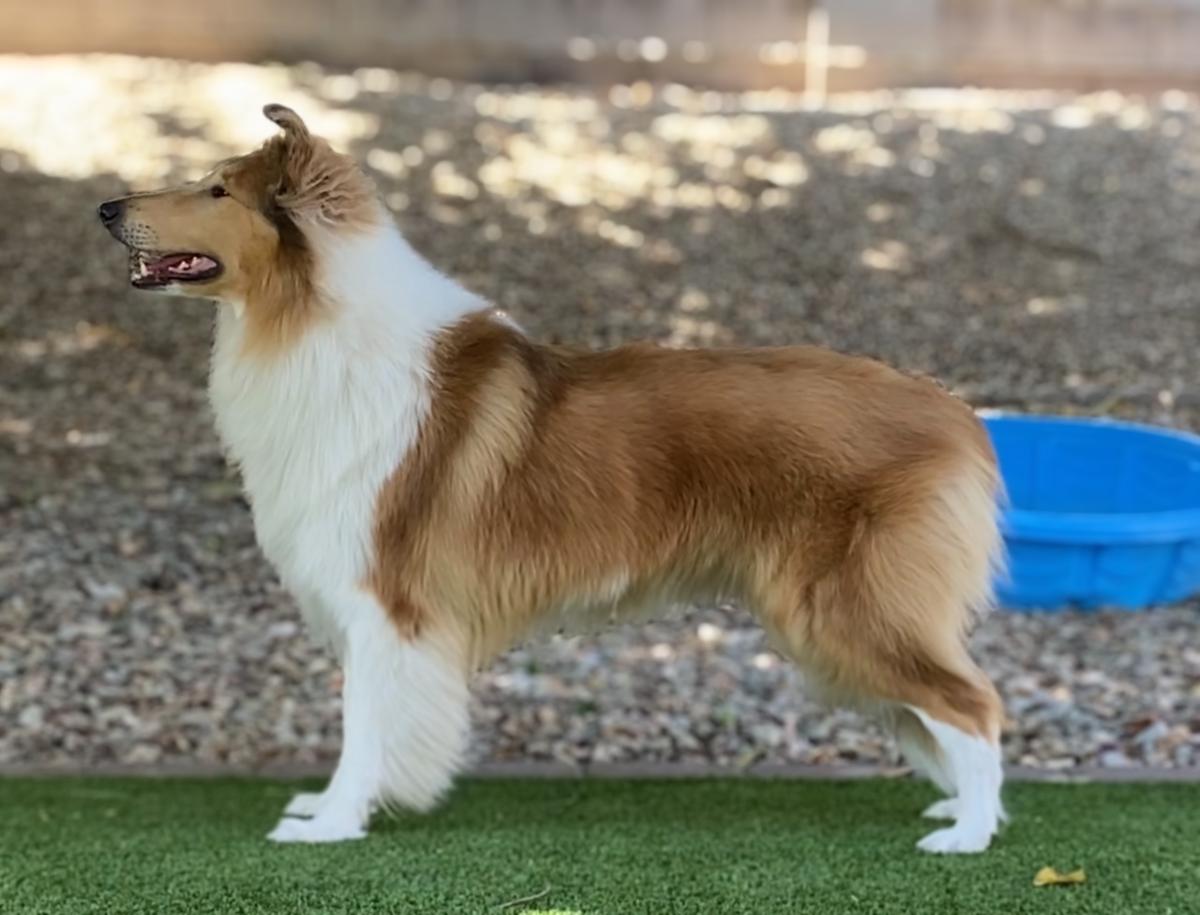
top-left (208, 218), bottom-right (482, 842)
top-left (209, 219), bottom-right (481, 621)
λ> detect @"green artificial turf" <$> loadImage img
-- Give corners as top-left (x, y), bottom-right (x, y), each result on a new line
top-left (0, 777), bottom-right (1196, 914)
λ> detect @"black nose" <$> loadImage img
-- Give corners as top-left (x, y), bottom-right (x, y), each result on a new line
top-left (97, 200), bottom-right (124, 226)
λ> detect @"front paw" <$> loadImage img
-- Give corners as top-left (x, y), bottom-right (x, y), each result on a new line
top-left (921, 798), bottom-right (959, 821)
top-left (283, 791), bottom-right (326, 818)
top-left (916, 825), bottom-right (991, 854)
top-left (267, 814), bottom-right (366, 843)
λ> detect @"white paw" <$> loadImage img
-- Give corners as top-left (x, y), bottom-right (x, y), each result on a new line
top-left (916, 826), bottom-right (991, 854)
top-left (921, 798), bottom-right (959, 821)
top-left (267, 815), bottom-right (366, 844)
top-left (284, 792), bottom-right (326, 818)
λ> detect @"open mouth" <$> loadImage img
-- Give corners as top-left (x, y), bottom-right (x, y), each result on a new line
top-left (129, 250), bottom-right (222, 288)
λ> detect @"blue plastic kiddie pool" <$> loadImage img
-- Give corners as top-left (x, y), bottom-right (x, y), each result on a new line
top-left (982, 413), bottom-right (1200, 610)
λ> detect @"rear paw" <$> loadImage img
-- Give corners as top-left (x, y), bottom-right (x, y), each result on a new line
top-left (917, 826), bottom-right (991, 854)
top-left (921, 798), bottom-right (959, 821)
top-left (284, 792), bottom-right (326, 818)
top-left (268, 815), bottom-right (366, 844)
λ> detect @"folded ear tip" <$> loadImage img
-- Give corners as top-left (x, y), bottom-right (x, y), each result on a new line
top-left (263, 104), bottom-right (308, 134)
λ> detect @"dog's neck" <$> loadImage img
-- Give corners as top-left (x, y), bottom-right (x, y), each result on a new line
top-left (212, 216), bottom-right (485, 391)
top-left (206, 218), bottom-right (484, 565)
top-left (308, 216), bottom-right (485, 345)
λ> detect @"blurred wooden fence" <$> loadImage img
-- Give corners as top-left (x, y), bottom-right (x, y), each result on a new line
top-left (3, 0), bottom-right (1200, 91)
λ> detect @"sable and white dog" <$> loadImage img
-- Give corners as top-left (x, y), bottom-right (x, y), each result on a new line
top-left (99, 104), bottom-right (1006, 853)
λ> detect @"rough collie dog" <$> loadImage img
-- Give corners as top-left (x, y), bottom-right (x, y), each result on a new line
top-left (98, 104), bottom-right (1005, 852)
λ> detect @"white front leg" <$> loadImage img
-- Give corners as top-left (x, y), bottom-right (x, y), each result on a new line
top-left (269, 591), bottom-right (470, 843)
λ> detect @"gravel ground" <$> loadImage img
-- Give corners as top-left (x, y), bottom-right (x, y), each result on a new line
top-left (1, 56), bottom-right (1199, 772)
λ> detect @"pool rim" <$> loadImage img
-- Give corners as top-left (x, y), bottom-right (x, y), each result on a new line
top-left (980, 412), bottom-right (1200, 546)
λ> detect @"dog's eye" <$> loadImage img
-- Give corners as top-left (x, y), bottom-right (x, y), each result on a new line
top-left (210, 185), bottom-right (229, 199)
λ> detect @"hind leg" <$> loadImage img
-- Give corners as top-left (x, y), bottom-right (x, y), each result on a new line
top-left (761, 446), bottom-right (1005, 850)
top-left (881, 664), bottom-right (1004, 852)
top-left (899, 709), bottom-right (1010, 827)
top-left (763, 600), bottom-right (1003, 853)
top-left (891, 708), bottom-right (967, 823)
top-left (892, 707), bottom-right (955, 798)
top-left (906, 699), bottom-right (1003, 853)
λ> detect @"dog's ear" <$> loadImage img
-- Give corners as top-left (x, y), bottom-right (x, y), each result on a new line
top-left (263, 104), bottom-right (310, 143)
top-left (261, 103), bottom-right (318, 218)
top-left (259, 102), bottom-right (375, 225)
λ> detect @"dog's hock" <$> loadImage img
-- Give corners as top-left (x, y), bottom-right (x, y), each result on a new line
top-left (263, 103), bottom-right (310, 141)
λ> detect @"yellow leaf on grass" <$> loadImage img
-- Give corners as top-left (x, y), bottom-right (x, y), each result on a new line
top-left (1033, 866), bottom-right (1086, 887)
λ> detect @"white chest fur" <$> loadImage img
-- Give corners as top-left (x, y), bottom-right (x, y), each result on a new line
top-left (206, 223), bottom-right (482, 632)
top-left (209, 312), bottom-right (425, 603)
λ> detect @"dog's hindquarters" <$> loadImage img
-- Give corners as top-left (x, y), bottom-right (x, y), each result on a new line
top-left (757, 438), bottom-right (1005, 853)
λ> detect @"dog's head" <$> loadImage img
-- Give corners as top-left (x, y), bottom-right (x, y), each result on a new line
top-left (97, 104), bottom-right (378, 307)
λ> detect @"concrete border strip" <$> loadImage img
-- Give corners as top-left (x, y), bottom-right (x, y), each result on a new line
top-left (1, 761), bottom-right (1197, 783)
